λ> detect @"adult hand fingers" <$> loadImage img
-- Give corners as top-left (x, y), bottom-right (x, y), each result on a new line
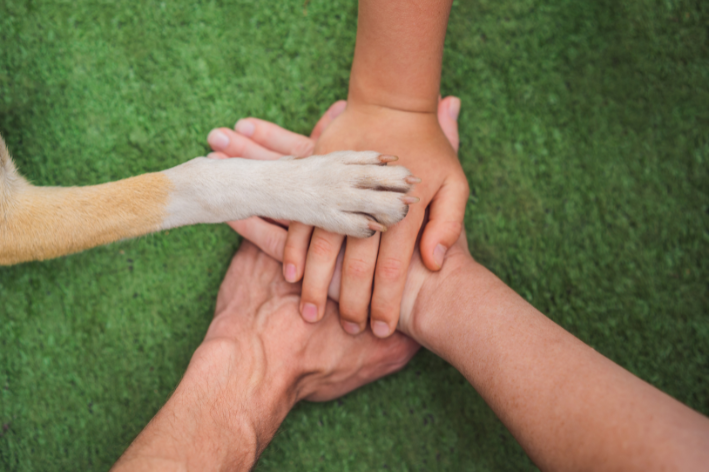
top-left (438, 96), bottom-right (461, 152)
top-left (370, 207), bottom-right (425, 338)
top-left (207, 127), bottom-right (283, 160)
top-left (283, 222), bottom-right (313, 283)
top-left (310, 100), bottom-right (347, 140)
top-left (419, 176), bottom-right (469, 271)
top-left (234, 118), bottom-right (315, 157)
top-left (338, 234), bottom-right (381, 335)
top-left (227, 217), bottom-right (288, 262)
top-left (299, 229), bottom-right (345, 323)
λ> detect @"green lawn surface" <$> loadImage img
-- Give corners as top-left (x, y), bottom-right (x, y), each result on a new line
top-left (1, 0), bottom-right (707, 470)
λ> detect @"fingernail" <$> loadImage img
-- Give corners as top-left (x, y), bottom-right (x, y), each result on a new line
top-left (284, 263), bottom-right (297, 283)
top-left (207, 129), bottom-right (230, 151)
top-left (372, 321), bottom-right (391, 338)
top-left (343, 321), bottom-right (361, 335)
top-left (378, 154), bottom-right (398, 163)
top-left (405, 176), bottom-right (422, 184)
top-left (368, 221), bottom-right (387, 233)
top-left (302, 303), bottom-right (318, 322)
top-left (449, 97), bottom-right (461, 120)
top-left (401, 195), bottom-right (420, 204)
top-left (433, 244), bottom-right (447, 269)
top-left (330, 100), bottom-right (347, 117)
top-left (235, 119), bottom-right (255, 137)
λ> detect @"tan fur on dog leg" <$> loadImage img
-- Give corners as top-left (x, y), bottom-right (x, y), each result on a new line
top-left (0, 173), bottom-right (172, 265)
top-left (1, 133), bottom-right (417, 265)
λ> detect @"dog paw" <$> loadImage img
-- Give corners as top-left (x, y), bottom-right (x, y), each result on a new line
top-left (290, 151), bottom-right (419, 238)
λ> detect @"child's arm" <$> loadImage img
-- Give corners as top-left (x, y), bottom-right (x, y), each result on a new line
top-left (282, 0), bottom-right (469, 338)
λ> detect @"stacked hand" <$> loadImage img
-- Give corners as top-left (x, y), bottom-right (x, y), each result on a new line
top-left (207, 97), bottom-right (467, 338)
top-left (113, 240), bottom-right (422, 472)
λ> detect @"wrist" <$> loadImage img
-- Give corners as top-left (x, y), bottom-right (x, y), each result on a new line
top-left (347, 76), bottom-right (439, 114)
top-left (407, 249), bottom-right (482, 353)
top-left (189, 338), bottom-right (297, 447)
top-left (347, 0), bottom-right (451, 114)
top-left (115, 339), bottom-right (296, 471)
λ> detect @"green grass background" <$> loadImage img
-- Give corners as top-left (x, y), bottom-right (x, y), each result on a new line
top-left (1, 0), bottom-right (707, 469)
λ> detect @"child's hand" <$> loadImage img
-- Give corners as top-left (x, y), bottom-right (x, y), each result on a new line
top-left (285, 99), bottom-right (467, 338)
top-left (206, 97), bottom-right (464, 338)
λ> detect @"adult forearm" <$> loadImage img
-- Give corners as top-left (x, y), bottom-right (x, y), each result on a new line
top-left (412, 258), bottom-right (709, 470)
top-left (112, 340), bottom-right (294, 472)
top-left (349, 0), bottom-right (453, 112)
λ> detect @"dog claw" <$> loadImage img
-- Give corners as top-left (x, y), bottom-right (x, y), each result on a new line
top-left (378, 154), bottom-right (398, 163)
top-left (368, 221), bottom-right (387, 232)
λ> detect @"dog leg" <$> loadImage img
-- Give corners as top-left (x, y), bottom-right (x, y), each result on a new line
top-left (1, 136), bottom-right (414, 265)
top-left (0, 175), bottom-right (174, 265)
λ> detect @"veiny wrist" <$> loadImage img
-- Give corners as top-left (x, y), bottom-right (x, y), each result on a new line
top-left (191, 338), bottom-right (297, 434)
top-left (124, 338), bottom-right (297, 471)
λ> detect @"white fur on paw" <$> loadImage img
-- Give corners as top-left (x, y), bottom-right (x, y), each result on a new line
top-left (283, 151), bottom-right (414, 238)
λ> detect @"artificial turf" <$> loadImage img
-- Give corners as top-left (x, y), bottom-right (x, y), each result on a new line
top-left (0, 0), bottom-right (707, 469)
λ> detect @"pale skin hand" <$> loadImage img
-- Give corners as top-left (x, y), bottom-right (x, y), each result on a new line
top-left (212, 121), bottom-right (709, 470)
top-left (111, 241), bottom-right (419, 472)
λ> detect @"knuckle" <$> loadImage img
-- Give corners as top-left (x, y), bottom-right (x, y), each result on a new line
top-left (344, 257), bottom-right (373, 279)
top-left (376, 257), bottom-right (405, 282)
top-left (284, 240), bottom-right (307, 260)
top-left (263, 234), bottom-right (283, 259)
top-left (309, 235), bottom-right (336, 258)
top-left (284, 238), bottom-right (304, 252)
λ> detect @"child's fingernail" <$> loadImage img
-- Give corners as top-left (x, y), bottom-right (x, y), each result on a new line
top-left (302, 303), bottom-right (318, 322)
top-left (207, 129), bottom-right (230, 151)
top-left (235, 119), bottom-right (255, 137)
top-left (342, 321), bottom-right (361, 335)
top-left (284, 263), bottom-right (297, 283)
top-left (433, 244), bottom-right (447, 269)
top-left (378, 154), bottom-right (398, 163)
top-left (372, 321), bottom-right (391, 338)
top-left (449, 97), bottom-right (461, 120)
top-left (405, 176), bottom-right (422, 184)
top-left (402, 196), bottom-right (420, 205)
